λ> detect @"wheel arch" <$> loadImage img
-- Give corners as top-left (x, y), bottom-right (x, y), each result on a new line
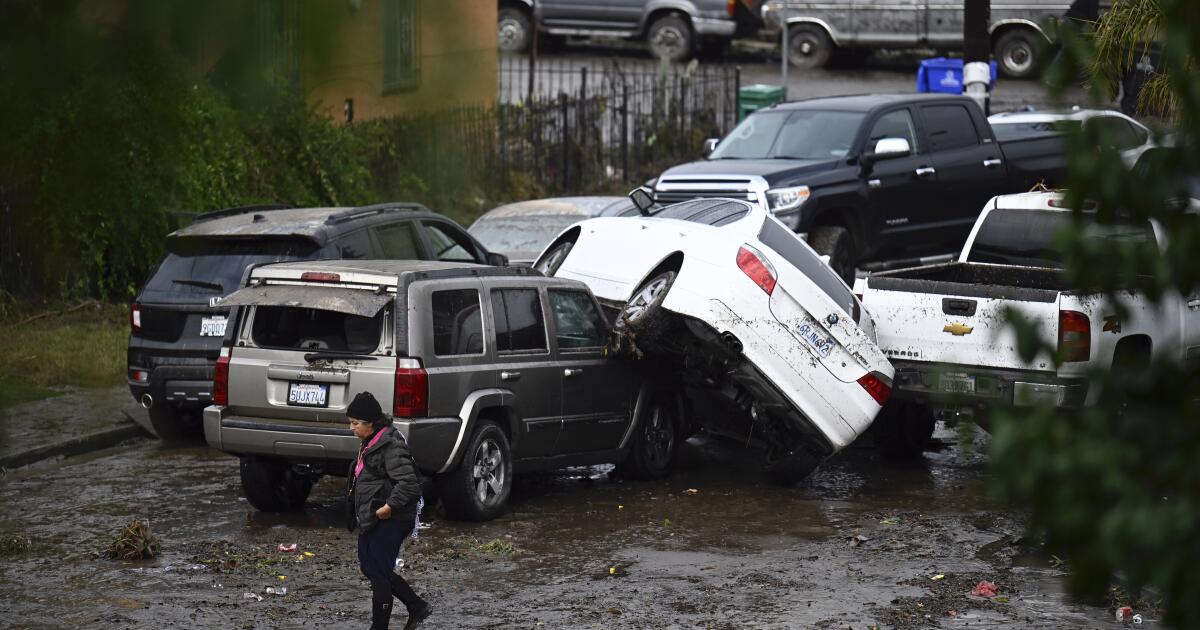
top-left (438, 389), bottom-right (517, 473)
top-left (641, 7), bottom-right (693, 38)
top-left (618, 381), bottom-right (687, 451)
top-left (1112, 334), bottom-right (1153, 366)
top-left (785, 17), bottom-right (840, 46)
top-left (989, 19), bottom-right (1050, 44)
top-left (806, 207), bottom-right (863, 256)
top-left (627, 251), bottom-right (685, 300)
top-left (534, 226), bottom-right (582, 271)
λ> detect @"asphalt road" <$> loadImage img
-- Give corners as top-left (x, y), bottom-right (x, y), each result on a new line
top-left (0, 424), bottom-right (1156, 629)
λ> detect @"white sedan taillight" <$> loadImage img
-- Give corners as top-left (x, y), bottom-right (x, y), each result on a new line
top-left (736, 244), bottom-right (777, 295)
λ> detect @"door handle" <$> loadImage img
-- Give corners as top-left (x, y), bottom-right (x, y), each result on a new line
top-left (867, 178), bottom-right (881, 188)
top-left (914, 167), bottom-right (936, 177)
top-left (1188, 299), bottom-right (1200, 310)
top-left (983, 158), bottom-right (1003, 168)
top-left (563, 368), bottom-right (582, 377)
top-left (500, 370), bottom-right (521, 382)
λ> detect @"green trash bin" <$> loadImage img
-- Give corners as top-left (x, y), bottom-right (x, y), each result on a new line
top-left (738, 84), bottom-right (786, 120)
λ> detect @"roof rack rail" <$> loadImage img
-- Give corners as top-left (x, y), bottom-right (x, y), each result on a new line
top-left (324, 202), bottom-right (427, 225)
top-left (194, 204), bottom-right (295, 224)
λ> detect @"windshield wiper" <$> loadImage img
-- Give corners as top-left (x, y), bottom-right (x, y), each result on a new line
top-left (304, 352), bottom-right (378, 363)
top-left (172, 279), bottom-right (224, 292)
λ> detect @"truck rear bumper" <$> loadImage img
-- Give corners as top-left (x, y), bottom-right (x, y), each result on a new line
top-left (204, 406), bottom-right (460, 473)
top-left (891, 360), bottom-right (1088, 409)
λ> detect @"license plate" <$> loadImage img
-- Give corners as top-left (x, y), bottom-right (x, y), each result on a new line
top-left (795, 320), bottom-right (836, 358)
top-left (287, 382), bottom-right (329, 407)
top-left (940, 372), bottom-right (976, 394)
top-left (199, 316), bottom-right (227, 337)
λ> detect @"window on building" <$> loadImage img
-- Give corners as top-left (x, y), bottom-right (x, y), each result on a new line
top-left (383, 0), bottom-right (420, 93)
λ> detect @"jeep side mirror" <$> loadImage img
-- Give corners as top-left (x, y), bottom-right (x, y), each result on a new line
top-left (703, 138), bottom-right (719, 156)
top-left (628, 186), bottom-right (655, 216)
top-left (486, 252), bottom-right (509, 267)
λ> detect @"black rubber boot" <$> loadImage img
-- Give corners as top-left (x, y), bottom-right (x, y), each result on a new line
top-left (370, 579), bottom-right (394, 630)
top-left (390, 574), bottom-right (432, 629)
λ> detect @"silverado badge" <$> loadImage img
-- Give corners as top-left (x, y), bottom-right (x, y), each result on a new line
top-left (943, 323), bottom-right (974, 336)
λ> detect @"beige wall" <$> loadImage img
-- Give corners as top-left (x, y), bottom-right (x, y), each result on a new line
top-left (303, 0), bottom-right (498, 122)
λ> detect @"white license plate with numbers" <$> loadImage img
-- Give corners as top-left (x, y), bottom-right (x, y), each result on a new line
top-left (939, 372), bottom-right (976, 394)
top-left (199, 316), bottom-right (227, 337)
top-left (287, 382), bottom-right (329, 407)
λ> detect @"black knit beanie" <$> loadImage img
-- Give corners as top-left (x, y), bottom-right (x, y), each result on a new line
top-left (347, 391), bottom-right (387, 427)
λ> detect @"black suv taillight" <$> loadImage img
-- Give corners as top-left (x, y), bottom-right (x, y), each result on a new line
top-left (213, 346), bottom-right (231, 405)
top-left (394, 358), bottom-right (428, 417)
top-left (130, 302), bottom-right (141, 332)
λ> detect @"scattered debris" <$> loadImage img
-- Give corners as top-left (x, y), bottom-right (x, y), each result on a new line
top-left (607, 607), bottom-right (621, 615)
top-left (105, 519), bottom-right (160, 560)
top-left (849, 534), bottom-right (869, 547)
top-left (663, 518), bottom-right (672, 527)
top-left (1133, 614), bottom-right (1143, 625)
top-left (684, 489), bottom-right (699, 495)
top-left (931, 574), bottom-right (946, 581)
top-left (277, 543), bottom-right (297, 553)
top-left (242, 592), bottom-right (263, 602)
top-left (970, 581), bottom-right (999, 597)
top-left (880, 516), bottom-right (901, 526)
top-left (302, 551), bottom-right (314, 557)
top-left (266, 586), bottom-right (287, 596)
top-left (277, 575), bottom-right (287, 582)
top-left (0, 533), bottom-right (33, 556)
top-left (1115, 606), bottom-right (1133, 622)
top-left (476, 539), bottom-right (515, 557)
top-left (617, 505), bottom-right (624, 510)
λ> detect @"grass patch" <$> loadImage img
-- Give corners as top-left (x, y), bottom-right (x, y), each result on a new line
top-left (475, 538), bottom-right (516, 557)
top-left (0, 301), bottom-right (127, 407)
top-left (0, 533), bottom-right (34, 556)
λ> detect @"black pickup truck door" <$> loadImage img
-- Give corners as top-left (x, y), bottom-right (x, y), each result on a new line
top-left (916, 102), bottom-right (1010, 249)
top-left (862, 107), bottom-right (940, 253)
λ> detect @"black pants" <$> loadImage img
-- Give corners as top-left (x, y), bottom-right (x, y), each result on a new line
top-left (358, 515), bottom-right (424, 617)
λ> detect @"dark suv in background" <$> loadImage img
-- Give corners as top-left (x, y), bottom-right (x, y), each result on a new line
top-left (128, 202), bottom-right (503, 440)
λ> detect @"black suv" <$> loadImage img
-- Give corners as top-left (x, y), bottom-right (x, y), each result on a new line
top-left (129, 203), bottom-right (504, 440)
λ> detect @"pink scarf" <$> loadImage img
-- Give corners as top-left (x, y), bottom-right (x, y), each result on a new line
top-left (354, 427), bottom-right (387, 478)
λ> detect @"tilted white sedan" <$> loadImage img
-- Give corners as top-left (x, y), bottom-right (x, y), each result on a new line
top-left (533, 197), bottom-right (894, 484)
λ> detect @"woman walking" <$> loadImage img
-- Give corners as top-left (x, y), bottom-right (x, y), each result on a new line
top-left (347, 391), bottom-right (432, 630)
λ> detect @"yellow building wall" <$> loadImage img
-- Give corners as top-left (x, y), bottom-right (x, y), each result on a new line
top-left (302, 0), bottom-right (497, 122)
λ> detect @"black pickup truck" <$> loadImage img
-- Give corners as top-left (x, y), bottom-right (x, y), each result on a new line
top-left (651, 94), bottom-right (1066, 282)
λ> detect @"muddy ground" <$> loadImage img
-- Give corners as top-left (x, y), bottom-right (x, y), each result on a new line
top-left (0, 423), bottom-right (1155, 629)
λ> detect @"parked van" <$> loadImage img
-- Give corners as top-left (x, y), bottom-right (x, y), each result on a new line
top-left (761, 0), bottom-right (1084, 78)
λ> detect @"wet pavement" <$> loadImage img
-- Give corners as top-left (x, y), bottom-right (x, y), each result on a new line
top-left (0, 385), bottom-right (134, 463)
top-left (0, 421), bottom-right (1156, 629)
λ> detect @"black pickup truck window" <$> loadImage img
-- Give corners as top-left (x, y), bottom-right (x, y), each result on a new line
top-left (758, 217), bottom-right (859, 320)
top-left (922, 104), bottom-right (979, 152)
top-left (710, 110), bottom-right (865, 160)
top-left (968, 209), bottom-right (1153, 269)
top-left (868, 110), bottom-right (920, 153)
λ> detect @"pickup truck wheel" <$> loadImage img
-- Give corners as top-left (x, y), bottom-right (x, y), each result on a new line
top-left (808, 225), bottom-right (856, 285)
top-left (787, 24), bottom-right (833, 70)
top-left (240, 456), bottom-right (313, 512)
top-left (619, 394), bottom-right (679, 480)
top-left (497, 8), bottom-right (532, 53)
top-left (535, 241), bottom-right (573, 276)
top-left (148, 403), bottom-right (202, 443)
top-left (874, 400), bottom-right (936, 458)
top-left (647, 15), bottom-right (693, 62)
top-left (436, 421), bottom-right (512, 521)
top-left (994, 29), bottom-right (1042, 79)
top-left (619, 270), bottom-right (676, 345)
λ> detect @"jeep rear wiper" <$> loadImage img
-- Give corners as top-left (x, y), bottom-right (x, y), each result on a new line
top-left (172, 279), bottom-right (224, 292)
top-left (303, 352), bottom-right (378, 363)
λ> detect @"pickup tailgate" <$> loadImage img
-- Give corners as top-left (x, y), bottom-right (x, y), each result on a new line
top-left (863, 266), bottom-right (1062, 372)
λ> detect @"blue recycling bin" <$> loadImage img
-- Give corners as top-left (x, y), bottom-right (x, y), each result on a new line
top-left (916, 57), bottom-right (997, 94)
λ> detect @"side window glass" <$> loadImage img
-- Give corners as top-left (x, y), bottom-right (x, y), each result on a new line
top-left (867, 109), bottom-right (920, 154)
top-left (431, 289), bottom-right (483, 356)
top-left (337, 229), bottom-right (374, 260)
top-left (491, 289), bottom-right (547, 353)
top-left (921, 104), bottom-right (979, 152)
top-left (372, 221), bottom-right (423, 260)
top-left (423, 221), bottom-right (478, 263)
top-left (549, 290), bottom-right (607, 350)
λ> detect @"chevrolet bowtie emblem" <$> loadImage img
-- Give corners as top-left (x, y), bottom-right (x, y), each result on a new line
top-left (943, 323), bottom-right (973, 336)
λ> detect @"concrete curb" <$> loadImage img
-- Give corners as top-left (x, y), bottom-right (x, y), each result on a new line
top-left (0, 423), bottom-right (151, 471)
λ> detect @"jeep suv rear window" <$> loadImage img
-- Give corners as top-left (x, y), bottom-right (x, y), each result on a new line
top-left (549, 290), bottom-right (606, 349)
top-left (491, 289), bottom-right (547, 353)
top-left (432, 289), bottom-right (484, 356)
top-left (141, 238), bottom-right (320, 300)
top-left (250, 306), bottom-right (384, 353)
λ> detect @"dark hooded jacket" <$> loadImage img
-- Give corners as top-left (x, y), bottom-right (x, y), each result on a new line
top-left (348, 426), bottom-right (422, 532)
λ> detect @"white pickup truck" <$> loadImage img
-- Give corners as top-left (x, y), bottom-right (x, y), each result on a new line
top-left (859, 191), bottom-right (1200, 452)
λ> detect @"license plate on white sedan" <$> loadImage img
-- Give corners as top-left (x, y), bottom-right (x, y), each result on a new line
top-left (199, 316), bottom-right (227, 337)
top-left (939, 372), bottom-right (976, 394)
top-left (795, 320), bottom-right (836, 358)
top-left (287, 382), bottom-right (329, 407)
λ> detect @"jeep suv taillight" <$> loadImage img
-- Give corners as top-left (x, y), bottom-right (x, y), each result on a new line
top-left (213, 346), bottom-right (231, 406)
top-left (394, 358), bottom-right (428, 417)
top-left (130, 302), bottom-right (141, 332)
top-left (737, 244), bottom-right (777, 295)
top-left (1058, 310), bottom-right (1091, 363)
top-left (857, 371), bottom-right (892, 406)
top-left (726, 0), bottom-right (736, 16)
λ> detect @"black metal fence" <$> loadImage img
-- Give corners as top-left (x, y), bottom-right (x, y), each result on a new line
top-left (373, 57), bottom-right (742, 204)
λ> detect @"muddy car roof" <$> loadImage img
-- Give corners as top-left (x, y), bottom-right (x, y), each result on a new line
top-left (480, 196), bottom-right (633, 219)
top-left (771, 93), bottom-right (962, 113)
top-left (168, 204), bottom-right (439, 243)
top-left (253, 259), bottom-right (540, 281)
